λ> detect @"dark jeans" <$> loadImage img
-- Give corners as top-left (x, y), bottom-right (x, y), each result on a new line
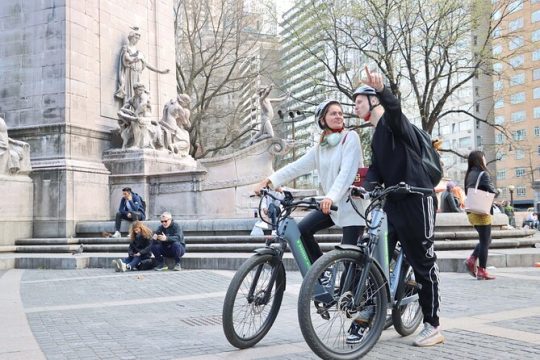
top-left (123, 254), bottom-right (151, 269)
top-left (267, 203), bottom-right (280, 230)
top-left (151, 241), bottom-right (185, 266)
top-left (472, 225), bottom-right (492, 268)
top-left (115, 211), bottom-right (143, 231)
top-left (297, 209), bottom-right (364, 264)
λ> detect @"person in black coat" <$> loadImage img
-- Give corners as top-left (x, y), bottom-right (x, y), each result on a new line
top-left (440, 181), bottom-right (462, 213)
top-left (112, 221), bottom-right (153, 272)
top-left (464, 150), bottom-right (498, 280)
top-left (151, 212), bottom-right (186, 271)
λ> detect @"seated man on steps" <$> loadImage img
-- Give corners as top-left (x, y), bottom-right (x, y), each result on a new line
top-left (112, 187), bottom-right (146, 238)
top-left (151, 212), bottom-right (186, 271)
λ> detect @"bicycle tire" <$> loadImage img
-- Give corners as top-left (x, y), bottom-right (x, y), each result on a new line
top-left (222, 254), bottom-right (285, 349)
top-left (391, 263), bottom-right (422, 336)
top-left (297, 250), bottom-right (388, 360)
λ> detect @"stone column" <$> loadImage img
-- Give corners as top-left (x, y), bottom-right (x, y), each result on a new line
top-left (0, 0), bottom-right (177, 236)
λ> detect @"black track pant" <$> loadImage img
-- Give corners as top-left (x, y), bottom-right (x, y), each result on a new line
top-left (297, 210), bottom-right (364, 264)
top-left (385, 195), bottom-right (441, 328)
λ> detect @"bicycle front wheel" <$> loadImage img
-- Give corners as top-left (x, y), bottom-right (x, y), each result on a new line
top-left (391, 263), bottom-right (422, 336)
top-left (222, 254), bottom-right (285, 349)
top-left (298, 250), bottom-right (388, 360)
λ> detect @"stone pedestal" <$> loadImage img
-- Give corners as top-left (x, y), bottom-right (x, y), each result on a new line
top-left (103, 148), bottom-right (201, 220)
top-left (0, 175), bottom-right (33, 245)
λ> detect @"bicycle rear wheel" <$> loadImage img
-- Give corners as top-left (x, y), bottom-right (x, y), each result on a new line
top-left (222, 254), bottom-right (285, 348)
top-left (297, 250), bottom-right (388, 360)
top-left (391, 263), bottom-right (422, 336)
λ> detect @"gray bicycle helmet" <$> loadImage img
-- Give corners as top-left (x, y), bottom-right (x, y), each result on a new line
top-left (314, 99), bottom-right (341, 129)
top-left (352, 85), bottom-right (377, 101)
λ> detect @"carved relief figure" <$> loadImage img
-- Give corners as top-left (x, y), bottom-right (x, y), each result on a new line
top-left (249, 85), bottom-right (288, 145)
top-left (159, 94), bottom-right (191, 156)
top-left (117, 83), bottom-right (162, 149)
top-left (114, 27), bottom-right (170, 105)
top-left (0, 116), bottom-right (31, 175)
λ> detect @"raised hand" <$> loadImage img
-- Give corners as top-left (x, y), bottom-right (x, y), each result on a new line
top-left (362, 64), bottom-right (384, 92)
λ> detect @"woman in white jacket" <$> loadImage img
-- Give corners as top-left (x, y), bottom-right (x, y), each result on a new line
top-left (255, 100), bottom-right (366, 263)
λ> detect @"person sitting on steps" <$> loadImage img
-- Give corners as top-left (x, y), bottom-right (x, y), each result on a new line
top-left (113, 221), bottom-right (153, 272)
top-left (112, 187), bottom-right (146, 238)
top-left (151, 212), bottom-right (185, 271)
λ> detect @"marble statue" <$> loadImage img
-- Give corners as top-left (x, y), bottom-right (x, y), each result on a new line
top-left (0, 116), bottom-right (31, 175)
top-left (114, 27), bottom-right (170, 105)
top-left (159, 94), bottom-right (191, 156)
top-left (117, 83), bottom-right (163, 149)
top-left (249, 85), bottom-right (288, 145)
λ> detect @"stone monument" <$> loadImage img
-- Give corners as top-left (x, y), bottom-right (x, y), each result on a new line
top-left (0, 1), bottom-right (177, 237)
top-left (0, 116), bottom-right (33, 245)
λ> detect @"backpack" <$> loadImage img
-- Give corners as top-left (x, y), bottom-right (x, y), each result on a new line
top-left (133, 192), bottom-right (147, 212)
top-left (407, 125), bottom-right (443, 188)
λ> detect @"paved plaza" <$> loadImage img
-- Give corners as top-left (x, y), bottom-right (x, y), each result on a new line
top-left (1, 266), bottom-right (540, 360)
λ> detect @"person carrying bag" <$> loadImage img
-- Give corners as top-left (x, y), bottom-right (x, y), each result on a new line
top-left (463, 151), bottom-right (498, 280)
top-left (464, 171), bottom-right (495, 215)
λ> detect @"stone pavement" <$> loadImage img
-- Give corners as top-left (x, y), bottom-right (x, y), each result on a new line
top-left (1, 266), bottom-right (540, 360)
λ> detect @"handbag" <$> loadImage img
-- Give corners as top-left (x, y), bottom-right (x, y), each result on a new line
top-left (341, 132), bottom-right (368, 187)
top-left (464, 171), bottom-right (495, 215)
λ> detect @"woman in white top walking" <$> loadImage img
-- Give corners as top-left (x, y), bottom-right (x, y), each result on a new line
top-left (255, 100), bottom-right (366, 263)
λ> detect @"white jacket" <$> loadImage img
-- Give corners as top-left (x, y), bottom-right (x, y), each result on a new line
top-left (269, 130), bottom-right (366, 227)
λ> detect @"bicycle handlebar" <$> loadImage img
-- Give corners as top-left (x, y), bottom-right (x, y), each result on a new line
top-left (258, 188), bottom-right (338, 211)
top-left (350, 182), bottom-right (433, 200)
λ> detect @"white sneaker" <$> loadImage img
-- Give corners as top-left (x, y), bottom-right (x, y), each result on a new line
top-left (413, 323), bottom-right (445, 347)
top-left (118, 259), bottom-right (127, 272)
top-left (112, 259), bottom-right (120, 272)
top-left (112, 231), bottom-right (121, 238)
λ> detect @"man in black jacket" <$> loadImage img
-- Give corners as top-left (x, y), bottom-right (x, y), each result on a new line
top-left (353, 66), bottom-right (444, 347)
top-left (151, 212), bottom-right (186, 271)
top-left (441, 181), bottom-right (462, 213)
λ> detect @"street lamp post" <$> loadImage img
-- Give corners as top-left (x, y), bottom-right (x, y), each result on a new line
top-left (508, 185), bottom-right (515, 208)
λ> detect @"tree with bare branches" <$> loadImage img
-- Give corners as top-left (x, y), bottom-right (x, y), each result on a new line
top-left (174, 0), bottom-right (279, 158)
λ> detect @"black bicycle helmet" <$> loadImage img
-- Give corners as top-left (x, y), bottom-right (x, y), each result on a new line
top-left (352, 85), bottom-right (377, 101)
top-left (314, 99), bottom-right (341, 129)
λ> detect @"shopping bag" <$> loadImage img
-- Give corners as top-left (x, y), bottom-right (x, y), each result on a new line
top-left (464, 171), bottom-right (495, 215)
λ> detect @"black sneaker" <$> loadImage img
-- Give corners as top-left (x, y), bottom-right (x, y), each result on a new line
top-left (154, 263), bottom-right (168, 271)
top-left (346, 322), bottom-right (365, 344)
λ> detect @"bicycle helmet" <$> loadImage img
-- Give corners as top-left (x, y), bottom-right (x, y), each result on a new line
top-left (314, 99), bottom-right (341, 129)
top-left (352, 85), bottom-right (377, 101)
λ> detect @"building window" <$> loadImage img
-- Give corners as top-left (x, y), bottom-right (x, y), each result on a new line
top-left (513, 129), bottom-right (526, 141)
top-left (533, 29), bottom-right (540, 42)
top-left (536, 127), bottom-right (540, 137)
top-left (459, 137), bottom-right (471, 148)
top-left (534, 69), bottom-right (540, 81)
top-left (511, 110), bottom-right (526, 122)
top-left (515, 149), bottom-right (525, 160)
top-left (534, 87), bottom-right (540, 99)
top-left (535, 107), bottom-right (540, 119)
top-left (477, 135), bottom-right (482, 146)
top-left (509, 18), bottom-right (524, 31)
top-left (510, 0), bottom-right (523, 13)
top-left (510, 73), bottom-right (525, 86)
top-left (538, 145), bottom-right (540, 155)
top-left (496, 133), bottom-right (505, 144)
top-left (517, 187), bottom-right (526, 197)
top-left (515, 168), bottom-right (526, 177)
top-left (495, 115), bottom-right (505, 125)
top-left (533, 50), bottom-right (540, 61)
top-left (510, 92), bottom-right (525, 104)
top-left (494, 98), bottom-right (504, 109)
top-left (493, 63), bottom-right (503, 72)
top-left (492, 44), bottom-right (502, 55)
top-left (475, 103), bottom-right (480, 112)
top-left (494, 80), bottom-right (503, 91)
top-left (510, 55), bottom-right (525, 68)
top-left (509, 36), bottom-right (524, 50)
top-left (459, 121), bottom-right (472, 131)
top-left (533, 10), bottom-right (540, 23)
top-left (497, 170), bottom-right (506, 180)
